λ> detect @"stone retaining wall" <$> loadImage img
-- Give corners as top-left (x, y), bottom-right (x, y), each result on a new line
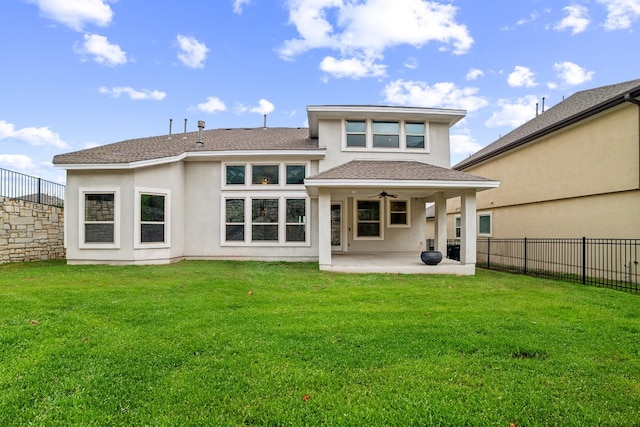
top-left (0, 197), bottom-right (65, 263)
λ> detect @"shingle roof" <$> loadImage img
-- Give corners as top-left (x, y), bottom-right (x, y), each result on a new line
top-left (454, 78), bottom-right (640, 170)
top-left (307, 160), bottom-right (495, 182)
top-left (53, 127), bottom-right (317, 165)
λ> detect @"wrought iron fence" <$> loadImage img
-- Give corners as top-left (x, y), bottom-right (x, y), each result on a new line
top-left (0, 168), bottom-right (65, 207)
top-left (477, 237), bottom-right (639, 293)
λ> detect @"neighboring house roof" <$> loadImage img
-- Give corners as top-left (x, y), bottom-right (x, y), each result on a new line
top-left (53, 127), bottom-right (318, 167)
top-left (454, 78), bottom-right (640, 170)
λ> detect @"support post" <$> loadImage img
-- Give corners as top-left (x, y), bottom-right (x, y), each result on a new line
top-left (460, 191), bottom-right (476, 265)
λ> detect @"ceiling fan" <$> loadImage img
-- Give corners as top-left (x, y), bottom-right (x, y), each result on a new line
top-left (370, 190), bottom-right (398, 199)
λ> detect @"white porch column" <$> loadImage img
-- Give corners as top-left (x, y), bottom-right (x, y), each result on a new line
top-left (434, 192), bottom-right (447, 254)
top-left (460, 190), bottom-right (477, 265)
top-left (318, 188), bottom-right (332, 269)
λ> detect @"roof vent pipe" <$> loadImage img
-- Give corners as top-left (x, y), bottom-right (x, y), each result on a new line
top-left (263, 114), bottom-right (267, 129)
top-left (196, 120), bottom-right (205, 147)
top-left (542, 97), bottom-right (545, 113)
top-left (184, 118), bottom-right (187, 133)
top-left (169, 118), bottom-right (173, 135)
top-left (536, 102), bottom-right (539, 116)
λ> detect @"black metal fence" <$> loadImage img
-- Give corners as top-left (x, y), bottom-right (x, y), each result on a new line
top-left (0, 168), bottom-right (64, 207)
top-left (477, 237), bottom-right (639, 293)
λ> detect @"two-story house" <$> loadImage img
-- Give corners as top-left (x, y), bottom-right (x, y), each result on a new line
top-left (52, 105), bottom-right (499, 274)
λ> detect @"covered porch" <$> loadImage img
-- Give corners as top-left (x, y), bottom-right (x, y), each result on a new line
top-left (305, 160), bottom-right (499, 275)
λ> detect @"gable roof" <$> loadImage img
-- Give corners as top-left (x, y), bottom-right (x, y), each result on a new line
top-left (53, 127), bottom-right (319, 168)
top-left (454, 78), bottom-right (640, 170)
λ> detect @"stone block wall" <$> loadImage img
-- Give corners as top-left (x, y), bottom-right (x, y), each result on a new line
top-left (0, 197), bottom-right (65, 263)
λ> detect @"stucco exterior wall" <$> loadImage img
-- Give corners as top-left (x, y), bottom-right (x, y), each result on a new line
top-left (449, 103), bottom-right (640, 239)
top-left (0, 197), bottom-right (65, 263)
top-left (318, 119), bottom-right (451, 171)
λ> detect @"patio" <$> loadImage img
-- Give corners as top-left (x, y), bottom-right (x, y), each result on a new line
top-left (322, 251), bottom-right (475, 275)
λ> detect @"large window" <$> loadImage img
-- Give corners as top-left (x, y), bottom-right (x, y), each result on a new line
top-left (140, 194), bottom-right (166, 243)
top-left (224, 162), bottom-right (307, 187)
top-left (286, 165), bottom-right (306, 185)
top-left (80, 188), bottom-right (120, 248)
top-left (372, 121), bottom-right (399, 148)
top-left (252, 198), bottom-right (279, 241)
top-left (355, 200), bottom-right (382, 239)
top-left (84, 193), bottom-right (115, 243)
top-left (344, 119), bottom-right (427, 150)
top-left (223, 196), bottom-right (308, 245)
top-left (346, 120), bottom-right (366, 147)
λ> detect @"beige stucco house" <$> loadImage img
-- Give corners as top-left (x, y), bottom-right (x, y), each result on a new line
top-left (449, 78), bottom-right (640, 240)
top-left (53, 105), bottom-right (498, 274)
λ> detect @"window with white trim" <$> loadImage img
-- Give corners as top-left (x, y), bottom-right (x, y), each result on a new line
top-left (344, 119), bottom-right (428, 151)
top-left (478, 212), bottom-right (492, 237)
top-left (223, 162), bottom-right (308, 188)
top-left (135, 189), bottom-right (170, 248)
top-left (387, 199), bottom-right (410, 227)
top-left (355, 200), bottom-right (383, 239)
top-left (252, 165), bottom-right (279, 185)
top-left (223, 195), bottom-right (308, 245)
top-left (372, 121), bottom-right (399, 148)
top-left (80, 188), bottom-right (120, 248)
top-left (226, 165), bottom-right (245, 185)
top-left (455, 215), bottom-right (461, 239)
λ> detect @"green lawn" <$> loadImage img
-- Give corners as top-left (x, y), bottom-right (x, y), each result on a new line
top-left (1, 260), bottom-right (638, 426)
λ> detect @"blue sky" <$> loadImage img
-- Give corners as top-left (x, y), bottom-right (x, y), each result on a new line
top-left (1, 0), bottom-right (639, 184)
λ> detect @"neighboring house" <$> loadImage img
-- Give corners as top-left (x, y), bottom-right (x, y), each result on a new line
top-left (451, 78), bottom-right (640, 239)
top-left (53, 105), bottom-right (498, 274)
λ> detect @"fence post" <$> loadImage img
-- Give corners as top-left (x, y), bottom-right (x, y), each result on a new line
top-left (582, 236), bottom-right (586, 285)
top-left (37, 178), bottom-right (42, 204)
top-left (524, 237), bottom-right (528, 275)
top-left (487, 237), bottom-right (491, 269)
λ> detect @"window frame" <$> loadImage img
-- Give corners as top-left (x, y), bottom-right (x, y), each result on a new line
top-left (354, 199), bottom-right (384, 240)
top-left (222, 161), bottom-right (309, 189)
top-left (135, 188), bottom-right (171, 249)
top-left (387, 198), bottom-right (411, 228)
top-left (221, 193), bottom-right (310, 246)
top-left (79, 187), bottom-right (120, 249)
top-left (372, 120), bottom-right (400, 148)
top-left (343, 119), bottom-right (429, 151)
top-left (454, 215), bottom-right (461, 239)
top-left (478, 211), bottom-right (493, 237)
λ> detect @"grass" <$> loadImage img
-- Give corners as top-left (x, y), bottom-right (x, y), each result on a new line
top-left (1, 260), bottom-right (639, 426)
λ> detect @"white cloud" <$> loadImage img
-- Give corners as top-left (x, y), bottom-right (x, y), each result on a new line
top-left (502, 11), bottom-right (540, 31)
top-left (0, 154), bottom-right (37, 171)
top-left (176, 35), bottom-right (209, 68)
top-left (320, 55), bottom-right (386, 79)
top-left (31, 0), bottom-right (113, 31)
top-left (485, 95), bottom-right (538, 129)
top-left (233, 0), bottom-right (251, 14)
top-left (403, 57), bottom-right (418, 70)
top-left (197, 96), bottom-right (227, 113)
top-left (382, 79), bottom-right (489, 112)
top-left (278, 0), bottom-right (473, 79)
top-left (598, 0), bottom-right (640, 30)
top-left (250, 99), bottom-right (275, 115)
top-left (466, 68), bottom-right (484, 81)
top-left (75, 33), bottom-right (127, 66)
top-left (450, 130), bottom-right (484, 156)
top-left (98, 86), bottom-right (166, 100)
top-left (507, 66), bottom-right (537, 88)
top-left (0, 120), bottom-right (69, 149)
top-left (555, 5), bottom-right (590, 34)
top-left (553, 61), bottom-right (595, 85)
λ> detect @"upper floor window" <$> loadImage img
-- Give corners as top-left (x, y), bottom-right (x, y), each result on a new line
top-left (346, 120), bottom-right (366, 147)
top-left (286, 165), bottom-right (305, 184)
top-left (252, 165), bottom-right (279, 185)
top-left (372, 121), bottom-right (399, 148)
top-left (226, 165), bottom-right (245, 185)
top-left (405, 122), bottom-right (425, 148)
top-left (344, 119), bottom-right (428, 151)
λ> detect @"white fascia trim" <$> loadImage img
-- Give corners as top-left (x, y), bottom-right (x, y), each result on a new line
top-left (304, 179), bottom-right (500, 189)
top-left (54, 149), bottom-right (326, 171)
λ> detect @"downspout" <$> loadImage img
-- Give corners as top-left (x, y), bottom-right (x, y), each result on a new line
top-left (624, 93), bottom-right (640, 189)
